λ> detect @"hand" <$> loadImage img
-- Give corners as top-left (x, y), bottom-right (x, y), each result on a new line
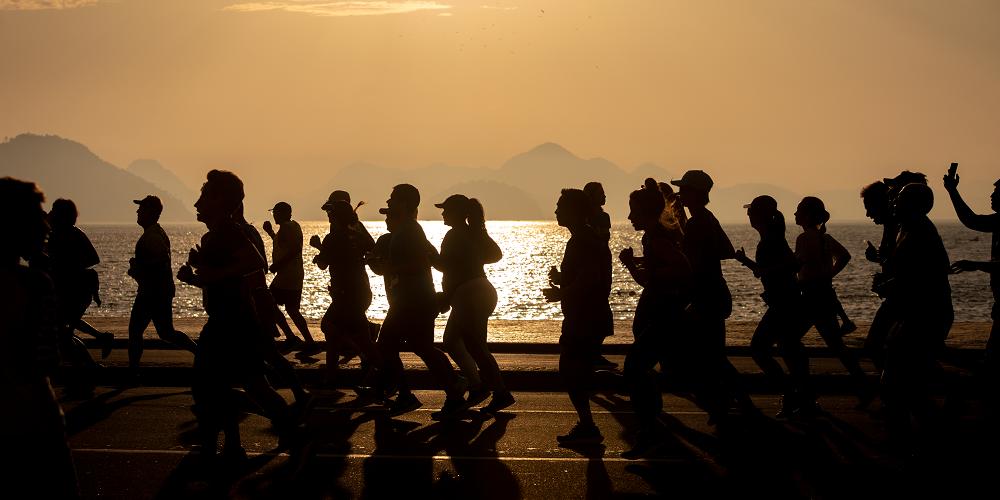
top-left (177, 263), bottom-right (195, 285)
top-left (542, 286), bottom-right (562, 302)
top-left (309, 234), bottom-right (322, 249)
top-left (262, 220), bottom-right (274, 235)
top-left (187, 245), bottom-right (202, 268)
top-left (548, 266), bottom-right (562, 286)
top-left (735, 247), bottom-right (748, 264)
top-left (950, 260), bottom-right (978, 274)
top-left (269, 263), bottom-right (278, 273)
top-left (618, 247), bottom-right (635, 266)
top-left (864, 241), bottom-right (879, 263)
top-left (943, 163), bottom-right (960, 192)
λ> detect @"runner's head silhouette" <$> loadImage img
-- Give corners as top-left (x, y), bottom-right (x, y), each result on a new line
top-left (49, 198), bottom-right (78, 229)
top-left (555, 188), bottom-right (591, 229)
top-left (1, 177), bottom-right (47, 263)
top-left (584, 182), bottom-right (607, 207)
top-left (628, 179), bottom-right (666, 231)
top-left (270, 201), bottom-right (292, 224)
top-left (861, 181), bottom-right (890, 225)
top-left (744, 195), bottom-right (785, 234)
top-left (326, 200), bottom-right (358, 230)
top-left (195, 169), bottom-right (244, 228)
top-left (387, 183), bottom-right (420, 220)
top-left (321, 190), bottom-right (351, 211)
top-left (794, 196), bottom-right (830, 230)
top-left (885, 171), bottom-right (927, 207)
top-left (435, 194), bottom-right (471, 228)
top-left (133, 195), bottom-right (162, 228)
top-left (671, 170), bottom-right (713, 208)
top-left (892, 183), bottom-right (934, 223)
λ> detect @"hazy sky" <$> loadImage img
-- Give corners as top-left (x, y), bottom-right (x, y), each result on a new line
top-left (2, 0), bottom-right (998, 207)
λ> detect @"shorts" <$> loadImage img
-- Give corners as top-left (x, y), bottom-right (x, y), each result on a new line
top-left (270, 286), bottom-right (302, 308)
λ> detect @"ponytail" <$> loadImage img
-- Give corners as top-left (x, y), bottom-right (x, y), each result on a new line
top-left (467, 198), bottom-right (486, 230)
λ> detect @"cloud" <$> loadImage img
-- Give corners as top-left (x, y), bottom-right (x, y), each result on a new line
top-left (480, 4), bottom-right (516, 10)
top-left (223, 1), bottom-right (451, 17)
top-left (0, 0), bottom-right (99, 9)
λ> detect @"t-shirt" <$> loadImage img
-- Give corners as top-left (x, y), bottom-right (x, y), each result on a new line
top-left (133, 223), bottom-right (174, 295)
top-left (795, 231), bottom-right (849, 286)
top-left (889, 216), bottom-right (953, 314)
top-left (559, 226), bottom-right (613, 340)
top-left (756, 233), bottom-right (800, 305)
top-left (633, 227), bottom-right (691, 335)
top-left (270, 220), bottom-right (305, 291)
top-left (438, 226), bottom-right (500, 296)
top-left (388, 219), bottom-right (437, 307)
top-left (0, 265), bottom-right (59, 385)
top-left (590, 209), bottom-right (612, 242)
top-left (317, 228), bottom-right (373, 307)
top-left (199, 222), bottom-right (265, 319)
top-left (681, 209), bottom-right (735, 305)
top-left (46, 225), bottom-right (99, 288)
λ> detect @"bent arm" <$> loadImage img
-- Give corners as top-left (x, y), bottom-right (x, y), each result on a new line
top-left (947, 188), bottom-right (996, 232)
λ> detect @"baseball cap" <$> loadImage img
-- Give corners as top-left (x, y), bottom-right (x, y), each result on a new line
top-left (133, 195), bottom-right (163, 215)
top-left (670, 170), bottom-right (714, 192)
top-left (321, 190), bottom-right (351, 210)
top-left (743, 195), bottom-right (778, 215)
top-left (269, 201), bottom-right (291, 213)
top-left (434, 194), bottom-right (470, 211)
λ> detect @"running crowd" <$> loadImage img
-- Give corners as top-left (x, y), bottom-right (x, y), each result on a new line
top-left (0, 163), bottom-right (996, 496)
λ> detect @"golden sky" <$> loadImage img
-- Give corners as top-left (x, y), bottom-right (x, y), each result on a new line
top-left (2, 0), bottom-right (998, 208)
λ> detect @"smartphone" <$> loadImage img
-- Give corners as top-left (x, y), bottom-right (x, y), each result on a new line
top-left (948, 162), bottom-right (958, 177)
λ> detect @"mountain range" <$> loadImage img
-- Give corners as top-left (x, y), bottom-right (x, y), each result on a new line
top-left (0, 134), bottom-right (192, 222)
top-left (0, 133), bottom-right (875, 223)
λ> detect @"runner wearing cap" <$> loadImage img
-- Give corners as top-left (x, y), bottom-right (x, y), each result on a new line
top-left (434, 194), bottom-right (514, 413)
top-left (375, 184), bottom-right (466, 419)
top-left (262, 201), bottom-right (316, 350)
top-left (735, 195), bottom-right (814, 417)
top-left (671, 170), bottom-right (755, 422)
top-left (126, 195), bottom-right (198, 378)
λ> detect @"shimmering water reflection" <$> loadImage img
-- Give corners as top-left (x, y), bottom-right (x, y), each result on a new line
top-left (84, 221), bottom-right (993, 325)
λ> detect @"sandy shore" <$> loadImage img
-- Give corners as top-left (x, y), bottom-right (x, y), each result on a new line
top-left (86, 317), bottom-right (992, 349)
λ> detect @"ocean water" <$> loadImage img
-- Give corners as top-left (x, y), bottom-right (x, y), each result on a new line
top-left (82, 221), bottom-right (993, 326)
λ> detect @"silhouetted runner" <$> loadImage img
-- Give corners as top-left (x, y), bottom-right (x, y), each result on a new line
top-left (375, 184), bottom-right (465, 419)
top-left (236, 203), bottom-right (312, 409)
top-left (126, 195), bottom-right (198, 378)
top-left (944, 163), bottom-right (999, 379)
top-left (545, 188), bottom-right (612, 446)
top-left (0, 177), bottom-right (80, 498)
top-left (434, 194), bottom-right (514, 413)
top-left (619, 179), bottom-right (692, 458)
top-left (735, 196), bottom-right (814, 418)
top-left (876, 182), bottom-right (953, 459)
top-left (860, 180), bottom-right (896, 369)
top-left (584, 181), bottom-right (617, 370)
top-left (862, 172), bottom-right (929, 370)
top-left (672, 170), bottom-right (753, 422)
top-left (263, 201), bottom-right (316, 350)
top-left (177, 170), bottom-right (297, 463)
top-left (46, 198), bottom-right (110, 396)
top-left (794, 196), bottom-right (872, 408)
top-left (312, 198), bottom-right (380, 389)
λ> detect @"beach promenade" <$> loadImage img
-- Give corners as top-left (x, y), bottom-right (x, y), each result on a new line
top-left (56, 320), bottom-right (996, 499)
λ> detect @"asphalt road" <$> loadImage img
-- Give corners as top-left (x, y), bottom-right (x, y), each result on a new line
top-left (63, 387), bottom-right (997, 499)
